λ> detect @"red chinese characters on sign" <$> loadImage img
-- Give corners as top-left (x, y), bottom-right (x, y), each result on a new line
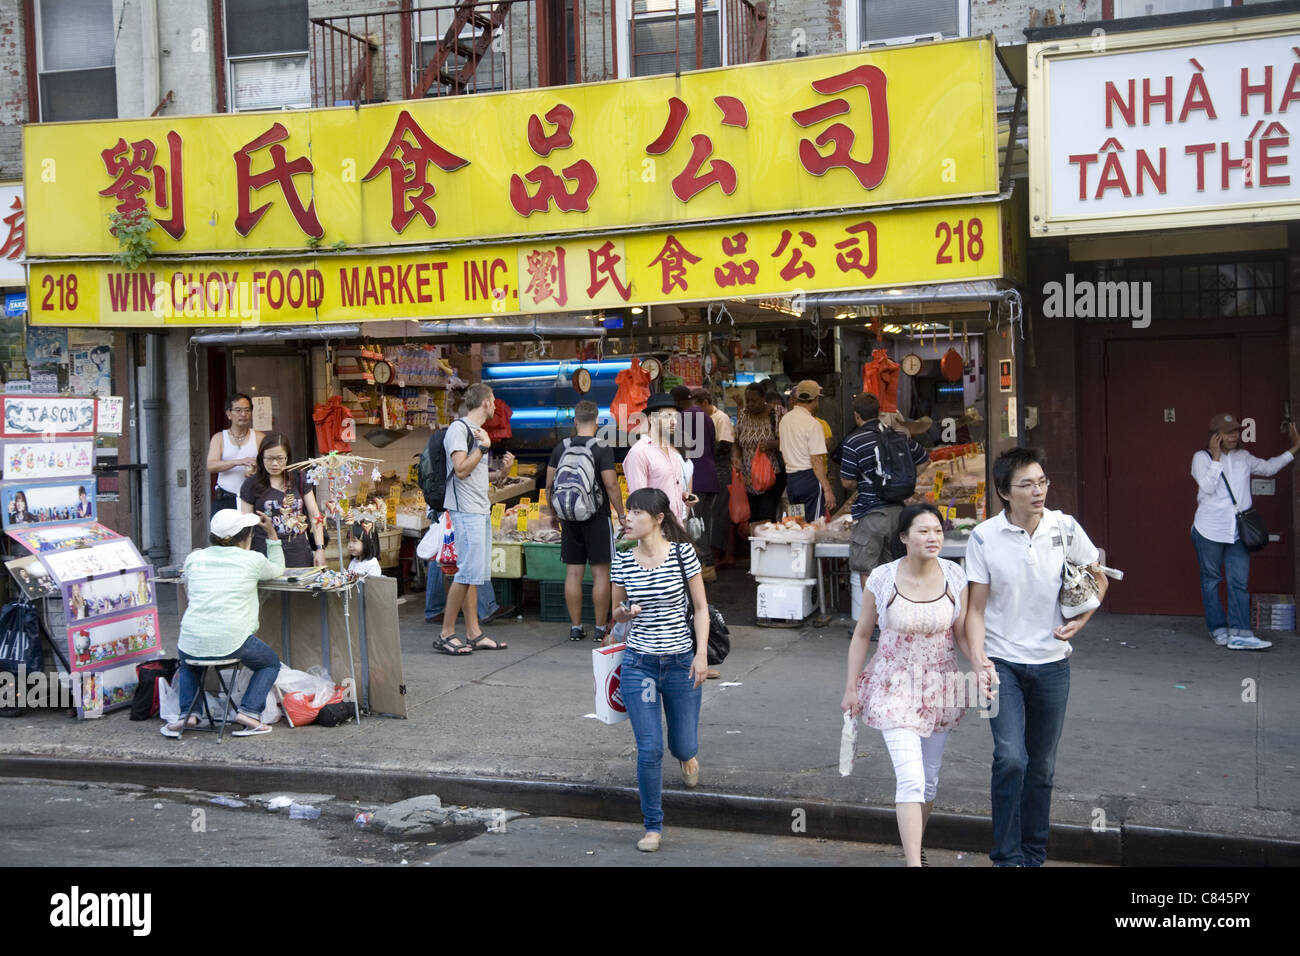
top-left (714, 232), bottom-right (758, 287)
top-left (646, 96), bottom-right (748, 203)
top-left (834, 221), bottom-right (878, 278)
top-left (586, 241), bottom-right (630, 301)
top-left (0, 196), bottom-right (23, 261)
top-left (510, 104), bottom-right (598, 216)
top-left (98, 132), bottom-right (185, 239)
top-left (792, 65), bottom-right (890, 190)
top-left (234, 122), bottom-right (324, 239)
top-left (524, 247), bottom-right (568, 308)
top-left (771, 229), bottom-right (816, 281)
top-left (647, 235), bottom-right (701, 294)
top-left (363, 109), bottom-right (469, 233)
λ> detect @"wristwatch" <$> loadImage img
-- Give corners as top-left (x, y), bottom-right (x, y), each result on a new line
top-left (477, 443), bottom-right (490, 454)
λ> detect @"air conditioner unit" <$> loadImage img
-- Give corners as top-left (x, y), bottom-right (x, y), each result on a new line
top-left (862, 32), bottom-right (943, 49)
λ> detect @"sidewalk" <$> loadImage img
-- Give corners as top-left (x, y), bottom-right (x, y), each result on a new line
top-left (2, 566), bottom-right (1297, 864)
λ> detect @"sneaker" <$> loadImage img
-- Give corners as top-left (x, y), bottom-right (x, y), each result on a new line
top-left (1227, 634), bottom-right (1273, 651)
top-left (593, 626), bottom-right (608, 644)
top-left (569, 625), bottom-right (585, 642)
top-left (1211, 628), bottom-right (1230, 646)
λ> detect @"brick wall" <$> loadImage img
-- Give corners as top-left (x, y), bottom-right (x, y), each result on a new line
top-left (0, 0), bottom-right (28, 180)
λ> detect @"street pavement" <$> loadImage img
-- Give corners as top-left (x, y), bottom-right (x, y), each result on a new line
top-left (1, 565), bottom-right (1297, 863)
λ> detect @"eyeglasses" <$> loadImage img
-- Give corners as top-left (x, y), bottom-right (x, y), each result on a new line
top-left (230, 406), bottom-right (252, 413)
top-left (1013, 478), bottom-right (1051, 491)
top-left (264, 455), bottom-right (288, 464)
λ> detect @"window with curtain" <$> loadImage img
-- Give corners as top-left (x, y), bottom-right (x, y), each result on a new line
top-left (36, 0), bottom-right (116, 121)
top-left (631, 0), bottom-right (721, 77)
top-left (225, 0), bottom-right (310, 111)
top-left (1114, 0), bottom-right (1229, 17)
top-left (859, 0), bottom-right (963, 46)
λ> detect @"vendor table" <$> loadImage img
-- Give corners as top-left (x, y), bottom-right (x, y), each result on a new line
top-left (814, 535), bottom-right (969, 619)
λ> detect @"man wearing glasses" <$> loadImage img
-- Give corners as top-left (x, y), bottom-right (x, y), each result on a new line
top-left (206, 393), bottom-right (263, 517)
top-left (964, 447), bottom-right (1108, 866)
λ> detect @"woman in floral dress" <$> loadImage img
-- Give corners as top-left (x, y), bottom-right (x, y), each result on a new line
top-left (731, 382), bottom-right (785, 522)
top-left (841, 503), bottom-right (996, 866)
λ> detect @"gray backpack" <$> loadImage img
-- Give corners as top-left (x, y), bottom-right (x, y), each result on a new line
top-left (552, 438), bottom-right (602, 522)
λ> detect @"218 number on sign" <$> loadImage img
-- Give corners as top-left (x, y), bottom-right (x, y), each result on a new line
top-left (40, 273), bottom-right (79, 311)
top-left (935, 218), bottom-right (984, 264)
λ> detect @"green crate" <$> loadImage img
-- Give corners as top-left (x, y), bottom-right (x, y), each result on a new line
top-left (539, 580), bottom-right (597, 623)
top-left (522, 542), bottom-right (591, 582)
top-left (492, 577), bottom-right (522, 610)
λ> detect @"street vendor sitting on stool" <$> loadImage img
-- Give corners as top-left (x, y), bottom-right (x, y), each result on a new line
top-left (161, 509), bottom-right (284, 738)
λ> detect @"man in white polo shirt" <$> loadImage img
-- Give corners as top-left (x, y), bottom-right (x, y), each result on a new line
top-left (965, 447), bottom-right (1108, 867)
top-left (778, 379), bottom-right (835, 519)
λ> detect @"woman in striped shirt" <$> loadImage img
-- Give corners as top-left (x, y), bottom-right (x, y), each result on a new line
top-left (609, 487), bottom-right (710, 852)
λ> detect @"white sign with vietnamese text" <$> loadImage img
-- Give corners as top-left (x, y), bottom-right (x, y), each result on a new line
top-left (1033, 28), bottom-right (1300, 234)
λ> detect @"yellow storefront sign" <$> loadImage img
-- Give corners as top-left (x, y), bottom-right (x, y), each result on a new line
top-left (29, 204), bottom-right (1003, 326)
top-left (24, 40), bottom-right (997, 257)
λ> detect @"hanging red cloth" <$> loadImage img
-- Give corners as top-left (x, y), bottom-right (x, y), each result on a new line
top-left (862, 349), bottom-right (901, 413)
top-left (611, 358), bottom-right (652, 433)
top-left (313, 395), bottom-right (353, 454)
top-left (484, 396), bottom-right (513, 441)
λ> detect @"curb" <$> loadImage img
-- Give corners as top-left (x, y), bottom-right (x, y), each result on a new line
top-left (2, 755), bottom-right (1296, 866)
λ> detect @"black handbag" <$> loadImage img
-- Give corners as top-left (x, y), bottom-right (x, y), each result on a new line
top-left (1221, 474), bottom-right (1269, 552)
top-left (676, 546), bottom-right (730, 665)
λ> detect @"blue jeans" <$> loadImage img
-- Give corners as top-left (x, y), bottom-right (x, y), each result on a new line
top-left (1191, 527), bottom-right (1251, 633)
top-left (178, 636), bottom-right (280, 721)
top-left (620, 649), bottom-right (702, 833)
top-left (425, 560), bottom-right (499, 621)
top-left (988, 657), bottom-right (1070, 867)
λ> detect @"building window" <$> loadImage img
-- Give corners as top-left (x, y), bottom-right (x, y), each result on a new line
top-left (225, 0), bottom-right (310, 111)
top-left (851, 0), bottom-right (969, 49)
top-left (630, 0), bottom-right (722, 77)
top-left (1082, 258), bottom-right (1284, 321)
top-left (34, 0), bottom-right (116, 122)
top-left (415, 6), bottom-right (507, 95)
top-left (1111, 0), bottom-right (1230, 18)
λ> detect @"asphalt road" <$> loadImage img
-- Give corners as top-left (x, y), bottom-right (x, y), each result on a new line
top-left (0, 777), bottom-right (1074, 867)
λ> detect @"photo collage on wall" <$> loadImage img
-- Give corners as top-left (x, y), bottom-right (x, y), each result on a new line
top-left (0, 395), bottom-right (160, 716)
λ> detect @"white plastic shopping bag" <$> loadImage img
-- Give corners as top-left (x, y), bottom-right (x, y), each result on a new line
top-left (839, 711), bottom-right (858, 777)
top-left (592, 642), bottom-right (628, 725)
top-left (158, 675), bottom-right (180, 723)
top-left (416, 522), bottom-right (441, 561)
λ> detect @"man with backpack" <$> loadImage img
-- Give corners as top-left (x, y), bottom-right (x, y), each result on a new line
top-left (546, 400), bottom-right (626, 643)
top-left (840, 392), bottom-right (930, 589)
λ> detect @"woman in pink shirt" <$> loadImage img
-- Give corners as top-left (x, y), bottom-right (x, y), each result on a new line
top-left (623, 393), bottom-right (696, 522)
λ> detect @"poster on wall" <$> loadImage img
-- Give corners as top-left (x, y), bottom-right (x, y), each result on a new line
top-left (4, 554), bottom-right (60, 600)
top-left (68, 342), bottom-right (113, 395)
top-left (64, 567), bottom-right (155, 624)
top-left (96, 397), bottom-right (123, 435)
top-left (7, 521), bottom-right (121, 556)
top-left (2, 440), bottom-right (95, 481)
top-left (25, 327), bottom-right (66, 372)
top-left (67, 607), bottom-right (160, 673)
top-left (39, 538), bottom-right (142, 581)
top-left (0, 395), bottom-right (97, 438)
top-left (1, 478), bottom-right (96, 529)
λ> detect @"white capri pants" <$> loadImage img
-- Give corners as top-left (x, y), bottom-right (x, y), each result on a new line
top-left (880, 728), bottom-right (949, 803)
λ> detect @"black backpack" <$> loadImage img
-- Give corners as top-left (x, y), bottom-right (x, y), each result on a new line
top-left (869, 424), bottom-right (918, 504)
top-left (418, 427), bottom-right (450, 512)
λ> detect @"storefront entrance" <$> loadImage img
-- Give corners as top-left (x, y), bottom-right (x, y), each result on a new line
top-left (1096, 331), bottom-right (1292, 615)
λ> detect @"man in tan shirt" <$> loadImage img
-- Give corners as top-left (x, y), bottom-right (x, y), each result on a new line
top-left (779, 380), bottom-right (835, 520)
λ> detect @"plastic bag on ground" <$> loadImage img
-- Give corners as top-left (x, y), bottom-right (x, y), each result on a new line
top-left (283, 686), bottom-right (344, 726)
top-left (839, 711), bottom-right (858, 777)
top-left (158, 675), bottom-right (180, 723)
top-left (227, 666), bottom-right (281, 725)
top-left (275, 665), bottom-right (336, 708)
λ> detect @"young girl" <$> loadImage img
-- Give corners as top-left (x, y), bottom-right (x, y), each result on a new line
top-left (842, 503), bottom-right (994, 867)
top-left (609, 486), bottom-right (710, 853)
top-left (347, 522), bottom-right (383, 578)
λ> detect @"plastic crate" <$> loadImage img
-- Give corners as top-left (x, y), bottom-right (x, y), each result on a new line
top-left (539, 580), bottom-right (597, 623)
top-left (523, 542), bottom-right (591, 582)
top-left (492, 577), bottom-right (522, 611)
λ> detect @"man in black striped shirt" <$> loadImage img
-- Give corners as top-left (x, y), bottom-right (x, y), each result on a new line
top-left (840, 393), bottom-right (930, 588)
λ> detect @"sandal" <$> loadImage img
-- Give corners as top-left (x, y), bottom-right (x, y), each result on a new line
top-left (232, 723), bottom-right (272, 737)
top-left (160, 714), bottom-right (201, 738)
top-left (467, 632), bottom-right (508, 650)
top-left (434, 636), bottom-right (473, 655)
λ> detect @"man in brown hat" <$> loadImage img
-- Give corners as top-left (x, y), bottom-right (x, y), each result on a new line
top-left (779, 379), bottom-right (835, 520)
top-left (1190, 412), bottom-right (1300, 651)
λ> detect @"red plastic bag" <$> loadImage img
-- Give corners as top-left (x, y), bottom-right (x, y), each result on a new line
top-left (283, 686), bottom-right (344, 727)
top-left (750, 450), bottom-right (776, 493)
top-left (437, 511), bottom-right (458, 575)
top-left (729, 469), bottom-right (751, 524)
top-left (610, 358), bottom-right (651, 433)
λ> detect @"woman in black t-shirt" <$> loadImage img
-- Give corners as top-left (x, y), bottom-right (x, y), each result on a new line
top-left (239, 433), bottom-right (326, 568)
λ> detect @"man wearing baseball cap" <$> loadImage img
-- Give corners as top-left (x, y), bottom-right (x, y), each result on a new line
top-left (161, 509), bottom-right (285, 738)
top-left (1190, 412), bottom-right (1300, 651)
top-left (778, 379), bottom-right (836, 520)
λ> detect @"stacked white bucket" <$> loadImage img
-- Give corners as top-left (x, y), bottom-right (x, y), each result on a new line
top-left (751, 532), bottom-right (817, 622)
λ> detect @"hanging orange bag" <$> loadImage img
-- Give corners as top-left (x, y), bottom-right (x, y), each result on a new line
top-left (750, 450), bottom-right (776, 493)
top-left (610, 358), bottom-right (652, 434)
top-left (729, 469), bottom-right (751, 524)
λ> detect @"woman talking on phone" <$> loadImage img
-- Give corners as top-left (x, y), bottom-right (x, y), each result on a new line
top-left (608, 487), bottom-right (710, 853)
top-left (1191, 413), bottom-right (1300, 651)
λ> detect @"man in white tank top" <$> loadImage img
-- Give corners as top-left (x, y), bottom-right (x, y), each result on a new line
top-left (207, 393), bottom-right (263, 517)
